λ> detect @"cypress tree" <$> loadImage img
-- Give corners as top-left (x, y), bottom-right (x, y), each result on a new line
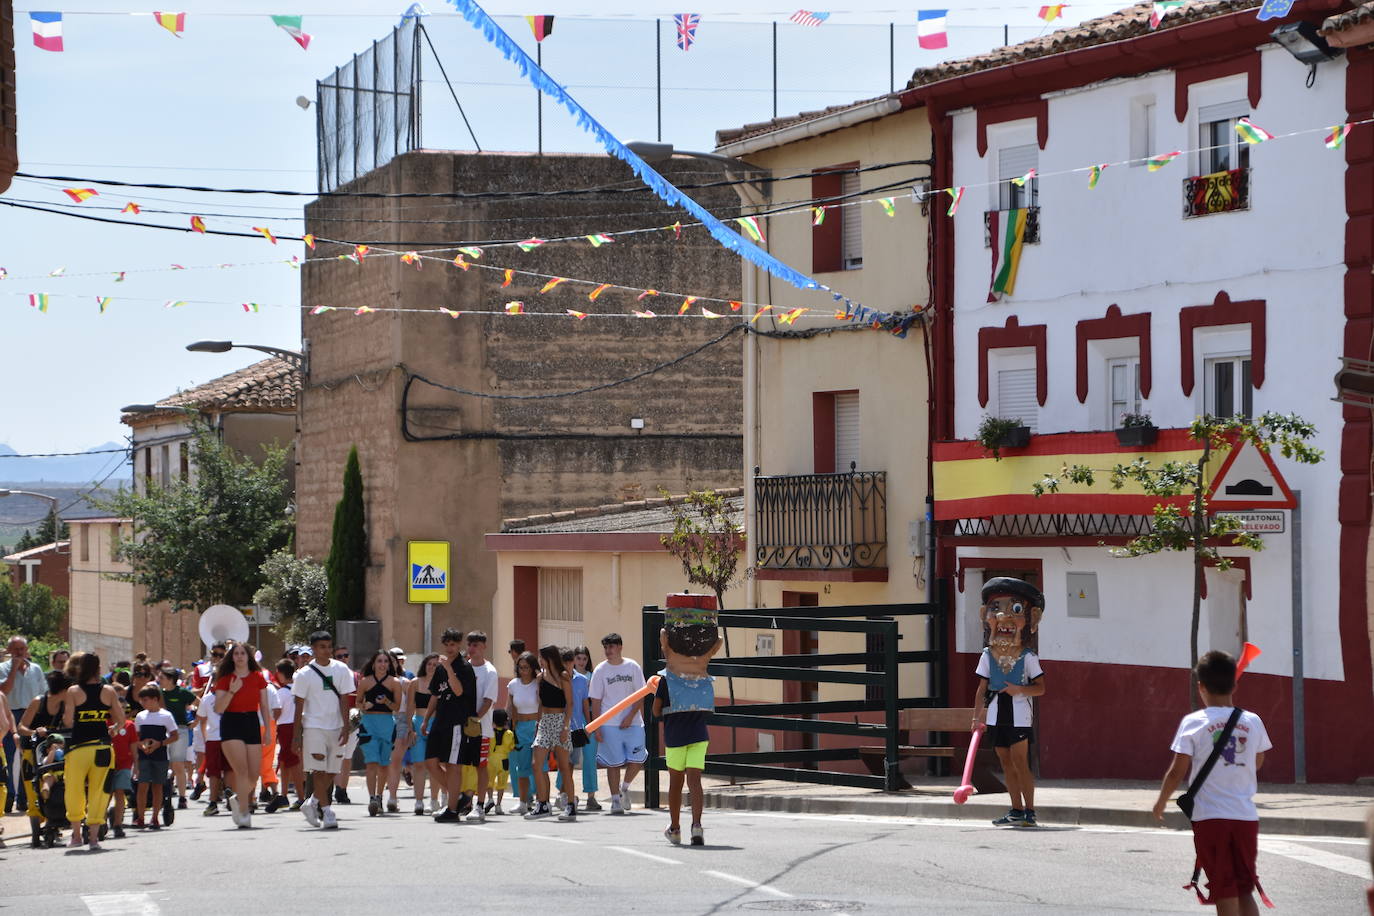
top-left (325, 446), bottom-right (367, 621)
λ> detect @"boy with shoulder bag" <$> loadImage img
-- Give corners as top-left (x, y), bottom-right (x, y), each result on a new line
top-left (1152, 650), bottom-right (1274, 914)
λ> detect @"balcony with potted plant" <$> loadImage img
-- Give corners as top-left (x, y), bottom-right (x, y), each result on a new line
top-left (976, 415), bottom-right (1031, 459)
top-left (1114, 412), bottom-right (1158, 447)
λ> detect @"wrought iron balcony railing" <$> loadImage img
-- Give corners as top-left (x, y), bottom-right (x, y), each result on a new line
top-left (1183, 168), bottom-right (1250, 218)
top-left (983, 206), bottom-right (1040, 248)
top-left (754, 467), bottom-right (887, 570)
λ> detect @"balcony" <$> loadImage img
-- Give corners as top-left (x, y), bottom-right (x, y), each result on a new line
top-left (984, 206), bottom-right (1040, 248)
top-left (1183, 168), bottom-right (1250, 218)
top-left (753, 468), bottom-right (887, 580)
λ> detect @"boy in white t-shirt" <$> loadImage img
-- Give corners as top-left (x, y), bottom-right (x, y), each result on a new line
top-left (588, 633), bottom-right (647, 814)
top-left (1153, 650), bottom-right (1273, 913)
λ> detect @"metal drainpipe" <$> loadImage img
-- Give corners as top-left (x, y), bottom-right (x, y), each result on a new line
top-left (743, 263), bottom-right (759, 611)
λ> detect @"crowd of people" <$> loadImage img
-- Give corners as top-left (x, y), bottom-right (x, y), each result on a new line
top-left (0, 625), bottom-right (679, 849)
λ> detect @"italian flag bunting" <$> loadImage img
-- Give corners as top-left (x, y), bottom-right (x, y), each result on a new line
top-left (988, 208), bottom-right (1029, 302)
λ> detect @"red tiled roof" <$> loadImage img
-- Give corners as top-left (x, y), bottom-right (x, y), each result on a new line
top-left (123, 357), bottom-right (300, 425)
top-left (907, 0), bottom-right (1262, 88)
top-left (501, 488), bottom-right (744, 534)
top-left (715, 94), bottom-right (894, 148)
top-left (1322, 0), bottom-right (1374, 32)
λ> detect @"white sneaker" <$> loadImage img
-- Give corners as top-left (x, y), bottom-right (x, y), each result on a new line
top-left (514, 801), bottom-right (529, 816)
top-left (557, 804), bottom-right (577, 822)
top-left (238, 810), bottom-right (252, 830)
top-left (322, 807), bottom-right (338, 829)
top-left (302, 798), bottom-right (321, 828)
top-left (466, 807), bottom-right (486, 823)
top-left (227, 793), bottom-right (243, 823)
top-left (414, 801), bottom-right (425, 816)
top-left (609, 795), bottom-right (624, 815)
top-left (622, 792), bottom-right (632, 812)
top-left (555, 792), bottom-right (567, 808)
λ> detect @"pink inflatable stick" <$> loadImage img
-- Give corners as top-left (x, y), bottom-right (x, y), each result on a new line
top-left (953, 724), bottom-right (983, 804)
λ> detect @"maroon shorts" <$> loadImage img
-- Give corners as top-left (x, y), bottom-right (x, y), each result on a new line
top-left (1192, 819), bottom-right (1259, 900)
top-left (277, 724), bottom-right (300, 768)
top-left (204, 740), bottom-right (226, 778)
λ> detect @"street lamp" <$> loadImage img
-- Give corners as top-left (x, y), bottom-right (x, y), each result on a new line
top-left (0, 489), bottom-right (61, 532)
top-left (186, 340), bottom-right (308, 375)
top-left (626, 140), bottom-right (770, 204)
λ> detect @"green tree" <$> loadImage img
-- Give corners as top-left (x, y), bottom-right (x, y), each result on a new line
top-left (98, 425), bottom-right (291, 612)
top-left (1032, 412), bottom-right (1322, 695)
top-left (325, 446), bottom-right (367, 621)
top-left (0, 579), bottom-right (67, 640)
top-left (13, 529), bottom-right (38, 552)
top-left (255, 548), bottom-right (330, 643)
top-left (12, 509), bottom-right (69, 553)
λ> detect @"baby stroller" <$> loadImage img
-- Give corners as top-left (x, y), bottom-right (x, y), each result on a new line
top-left (27, 734), bottom-right (71, 849)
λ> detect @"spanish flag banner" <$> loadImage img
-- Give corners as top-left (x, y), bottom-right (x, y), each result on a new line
top-left (153, 11), bottom-right (186, 37)
top-left (987, 208), bottom-right (1028, 302)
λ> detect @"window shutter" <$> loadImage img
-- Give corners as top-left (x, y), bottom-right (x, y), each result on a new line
top-left (997, 368), bottom-right (1038, 432)
top-left (811, 170), bottom-right (843, 273)
top-left (537, 568), bottom-right (584, 650)
top-left (841, 172), bottom-right (862, 269)
top-left (834, 391), bottom-right (861, 472)
top-left (998, 144), bottom-right (1038, 181)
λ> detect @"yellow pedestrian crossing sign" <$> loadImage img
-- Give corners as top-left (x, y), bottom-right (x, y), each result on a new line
top-left (407, 540), bottom-right (450, 604)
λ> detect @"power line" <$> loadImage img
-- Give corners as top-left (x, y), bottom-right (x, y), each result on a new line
top-left (0, 447), bottom-right (130, 458)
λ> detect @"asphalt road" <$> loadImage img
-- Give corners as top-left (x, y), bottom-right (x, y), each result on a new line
top-left (3, 786), bottom-right (1369, 915)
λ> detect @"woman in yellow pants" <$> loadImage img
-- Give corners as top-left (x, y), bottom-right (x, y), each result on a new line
top-left (63, 652), bottom-right (125, 849)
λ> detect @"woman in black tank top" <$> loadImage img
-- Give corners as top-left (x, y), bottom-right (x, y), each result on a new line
top-left (528, 645), bottom-right (575, 820)
top-left (356, 652), bottom-right (399, 816)
top-left (62, 652), bottom-right (125, 848)
top-left (18, 670), bottom-right (73, 831)
top-left (405, 653), bottom-right (440, 815)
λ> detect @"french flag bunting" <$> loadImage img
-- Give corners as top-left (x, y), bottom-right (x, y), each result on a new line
top-left (917, 9), bottom-right (948, 49)
top-left (31, 12), bottom-right (64, 52)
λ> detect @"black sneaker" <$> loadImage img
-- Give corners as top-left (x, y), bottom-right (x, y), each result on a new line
top-left (203, 802), bottom-right (219, 817)
top-left (259, 787), bottom-right (273, 803)
top-left (992, 809), bottom-right (1024, 827)
top-left (334, 787), bottom-right (351, 805)
top-left (177, 796), bottom-right (188, 810)
top-left (289, 799), bottom-right (304, 811)
top-left (112, 825), bottom-right (126, 839)
top-left (265, 795), bottom-right (290, 814)
top-left (433, 808), bottom-right (460, 823)
top-left (456, 793), bottom-right (473, 817)
top-left (190, 783), bottom-right (205, 801)
top-left (483, 801), bottom-right (495, 815)
top-left (1018, 810), bottom-right (1039, 828)
top-left (163, 800), bottom-right (175, 826)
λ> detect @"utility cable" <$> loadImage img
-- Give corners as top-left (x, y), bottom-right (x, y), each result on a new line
top-left (420, 23), bottom-right (481, 152)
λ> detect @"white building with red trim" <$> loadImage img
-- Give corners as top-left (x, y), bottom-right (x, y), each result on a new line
top-left (912, 0), bottom-right (1373, 781)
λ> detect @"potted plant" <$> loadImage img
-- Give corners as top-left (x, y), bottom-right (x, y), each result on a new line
top-left (976, 415), bottom-right (1031, 459)
top-left (1115, 412), bottom-right (1158, 447)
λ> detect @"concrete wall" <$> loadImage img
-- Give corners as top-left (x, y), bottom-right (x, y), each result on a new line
top-left (298, 151), bottom-right (745, 652)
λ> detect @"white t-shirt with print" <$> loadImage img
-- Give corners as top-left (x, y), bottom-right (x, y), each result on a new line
top-left (974, 650), bottom-right (1043, 727)
top-left (292, 659), bottom-right (354, 730)
top-left (276, 683), bottom-right (295, 726)
top-left (588, 658), bottom-right (646, 727)
top-left (1170, 707), bottom-right (1272, 821)
top-left (472, 661), bottom-right (500, 737)
top-left (197, 690), bottom-right (221, 742)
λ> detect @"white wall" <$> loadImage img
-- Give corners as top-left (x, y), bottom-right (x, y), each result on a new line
top-left (948, 49), bottom-right (1347, 680)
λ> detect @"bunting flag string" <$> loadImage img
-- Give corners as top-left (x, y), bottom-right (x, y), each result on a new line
top-left (270, 14), bottom-right (312, 50)
top-left (153, 11), bottom-right (186, 37)
top-left (190, 215), bottom-right (206, 233)
top-left (674, 13), bottom-right (700, 50)
top-left (63, 188), bottom-right (97, 202)
top-left (121, 202), bottom-right (141, 214)
top-left (30, 12), bottom-right (64, 52)
top-left (916, 9), bottom-right (948, 49)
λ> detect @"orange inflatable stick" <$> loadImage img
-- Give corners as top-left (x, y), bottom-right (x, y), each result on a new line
top-left (584, 675), bottom-right (661, 736)
top-left (1236, 642), bottom-right (1261, 680)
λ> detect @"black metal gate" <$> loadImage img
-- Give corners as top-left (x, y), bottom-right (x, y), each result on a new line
top-left (642, 597), bottom-right (946, 807)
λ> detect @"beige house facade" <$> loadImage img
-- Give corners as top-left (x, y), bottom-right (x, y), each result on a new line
top-left (716, 97), bottom-right (936, 710)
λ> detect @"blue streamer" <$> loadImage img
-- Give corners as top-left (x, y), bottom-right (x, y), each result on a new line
top-left (444, 0), bottom-right (822, 293)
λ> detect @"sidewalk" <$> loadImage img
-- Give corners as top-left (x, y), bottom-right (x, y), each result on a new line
top-left (648, 776), bottom-right (1374, 839)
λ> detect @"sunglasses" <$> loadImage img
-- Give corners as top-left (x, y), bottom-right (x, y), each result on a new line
top-left (211, 653), bottom-right (225, 659)
top-left (336, 652), bottom-right (350, 658)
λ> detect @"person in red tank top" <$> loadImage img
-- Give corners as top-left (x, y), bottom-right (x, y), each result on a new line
top-left (212, 644), bottom-right (271, 829)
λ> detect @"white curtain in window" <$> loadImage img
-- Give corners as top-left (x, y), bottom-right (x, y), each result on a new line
top-left (834, 392), bottom-right (861, 472)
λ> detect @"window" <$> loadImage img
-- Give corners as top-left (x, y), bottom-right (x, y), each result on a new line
top-left (810, 163), bottom-right (858, 274)
top-left (1204, 355), bottom-right (1253, 419)
top-left (1198, 102), bottom-right (1250, 175)
top-left (79, 526), bottom-right (90, 563)
top-left (1107, 357), bottom-right (1143, 426)
top-left (179, 442), bottom-right (189, 482)
top-left (997, 143), bottom-right (1039, 210)
top-left (159, 444), bottom-right (170, 488)
top-left (812, 390), bottom-right (860, 473)
top-left (1130, 98), bottom-right (1156, 167)
top-left (997, 367), bottom-right (1038, 432)
top-left (840, 172), bottom-right (862, 270)
top-left (536, 567), bottom-right (583, 650)
top-left (142, 448), bottom-right (152, 490)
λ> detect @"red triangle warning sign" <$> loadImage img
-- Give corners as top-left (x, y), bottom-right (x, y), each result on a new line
top-left (1207, 440), bottom-right (1297, 510)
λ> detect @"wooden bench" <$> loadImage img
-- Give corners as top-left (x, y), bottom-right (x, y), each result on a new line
top-left (857, 707), bottom-right (1006, 794)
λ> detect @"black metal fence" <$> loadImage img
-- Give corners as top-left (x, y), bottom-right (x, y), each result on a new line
top-left (754, 468), bottom-right (887, 571)
top-left (641, 599), bottom-right (946, 806)
top-left (316, 19), bottom-right (422, 193)
top-left (1184, 168), bottom-right (1250, 218)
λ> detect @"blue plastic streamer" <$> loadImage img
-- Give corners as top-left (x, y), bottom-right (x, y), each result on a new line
top-left (444, 0), bottom-right (823, 293)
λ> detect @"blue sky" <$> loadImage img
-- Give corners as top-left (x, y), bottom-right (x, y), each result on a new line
top-left (2, 0), bottom-right (1114, 457)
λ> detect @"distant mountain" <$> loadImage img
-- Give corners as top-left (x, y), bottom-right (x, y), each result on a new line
top-left (0, 442), bottom-right (130, 485)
